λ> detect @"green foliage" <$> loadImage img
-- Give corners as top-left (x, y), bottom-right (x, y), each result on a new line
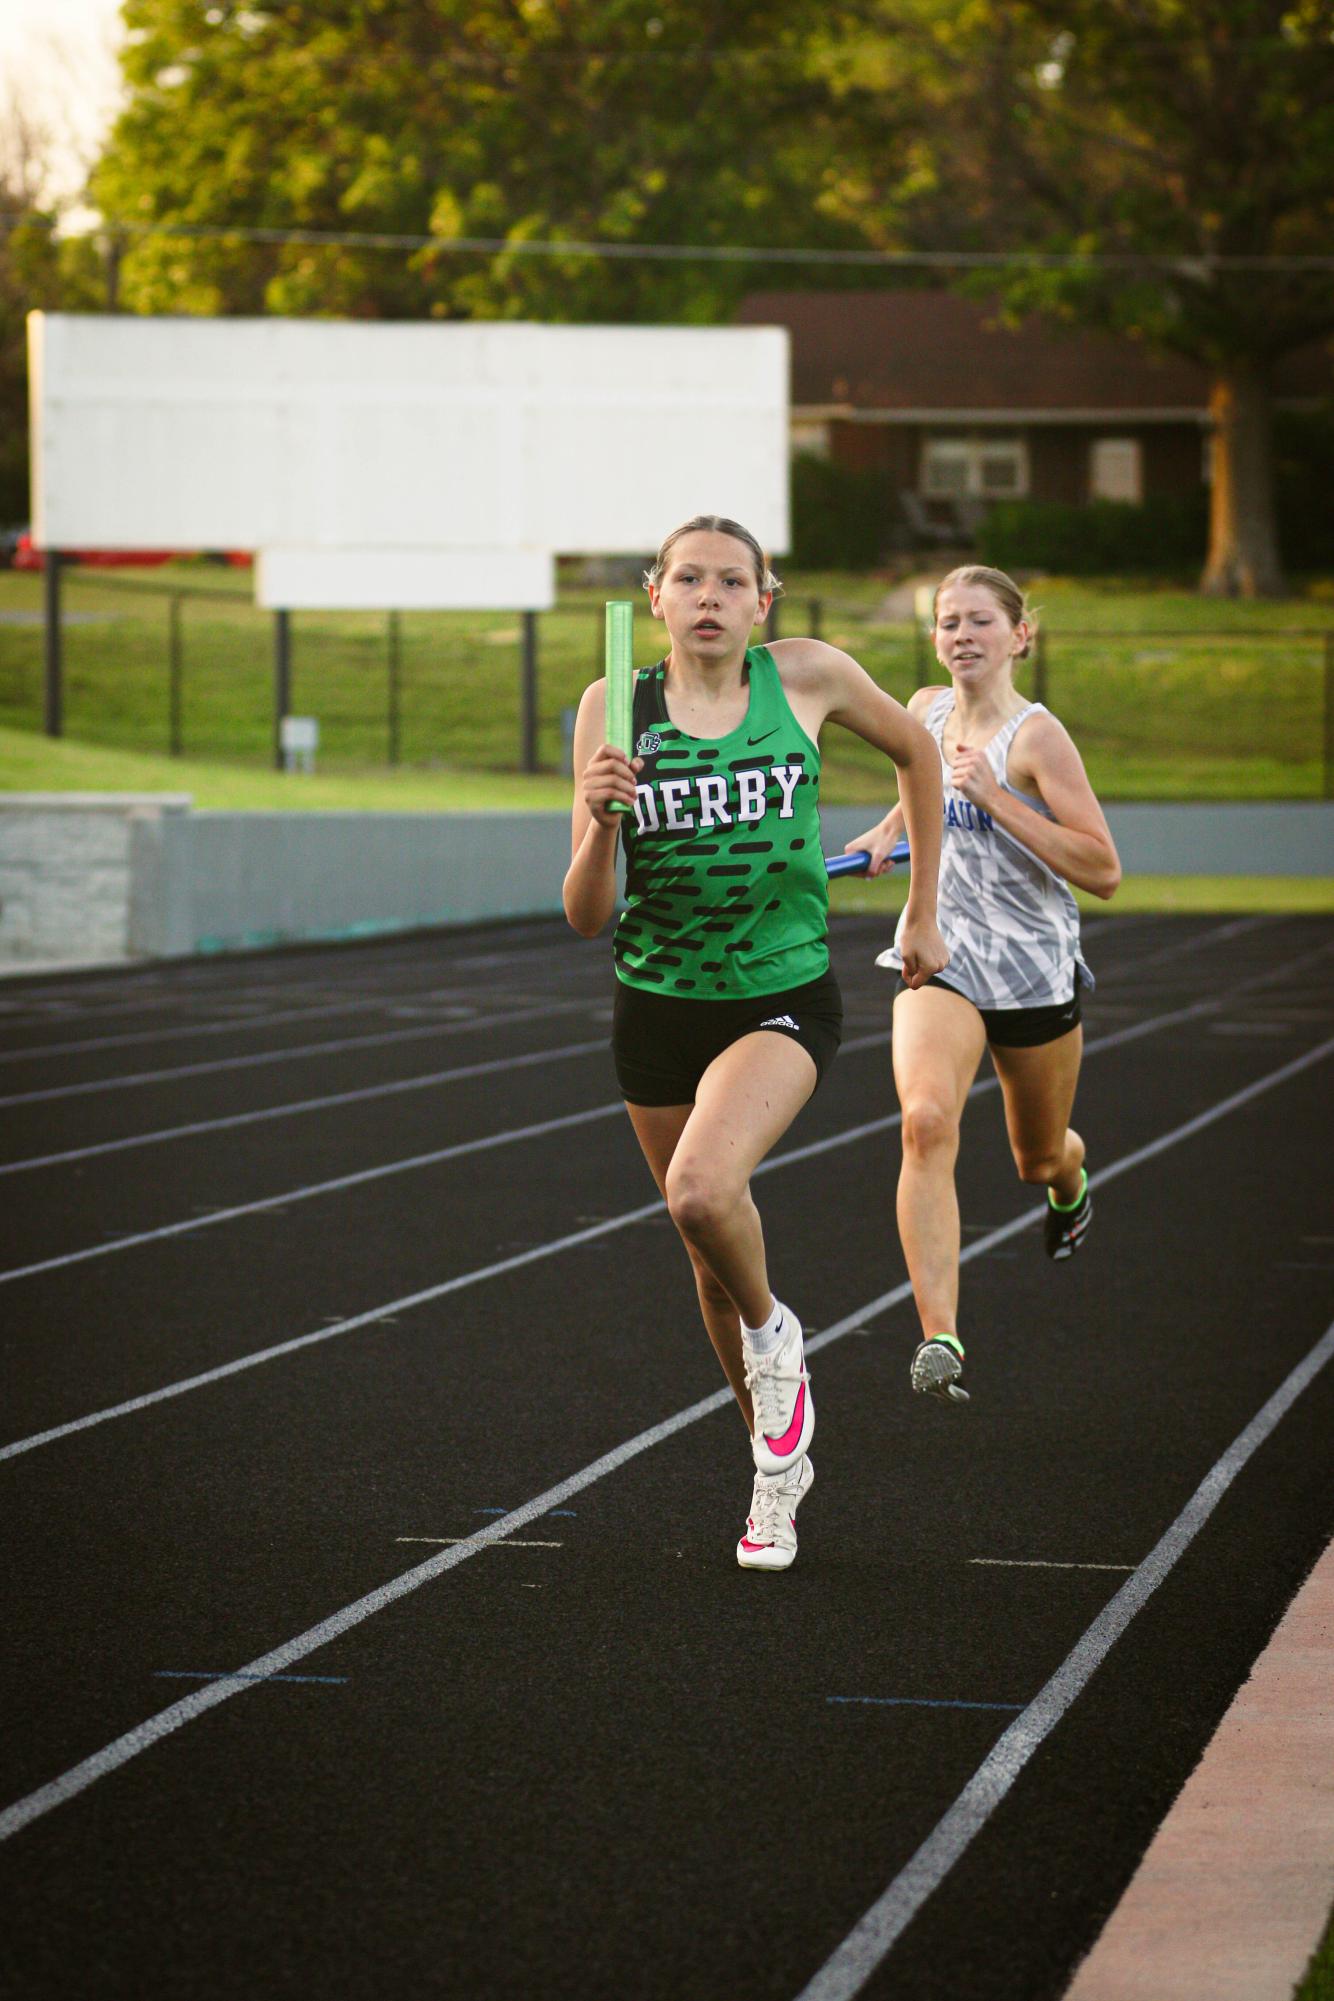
top-left (977, 407), bottom-right (1334, 577)
top-left (853, 0), bottom-right (1334, 368)
top-left (848, 0), bottom-right (1334, 589)
top-left (93, 0), bottom-right (869, 323)
top-left (1274, 404), bottom-right (1334, 572)
top-left (979, 497), bottom-right (1208, 574)
top-left (1294, 1898), bottom-right (1334, 2001)
top-left (0, 210), bottom-right (101, 521)
top-left (27, 0), bottom-right (1334, 595)
top-left (789, 454), bottom-right (895, 571)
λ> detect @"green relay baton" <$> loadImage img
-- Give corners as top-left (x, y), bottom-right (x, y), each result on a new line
top-left (604, 599), bottom-right (635, 815)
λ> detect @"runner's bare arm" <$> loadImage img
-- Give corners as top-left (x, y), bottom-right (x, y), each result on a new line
top-left (953, 713), bottom-right (1120, 899)
top-left (772, 641), bottom-right (948, 983)
top-left (842, 687), bottom-right (945, 873)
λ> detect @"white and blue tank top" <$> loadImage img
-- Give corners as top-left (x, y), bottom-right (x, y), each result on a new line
top-left (878, 691), bottom-right (1093, 1009)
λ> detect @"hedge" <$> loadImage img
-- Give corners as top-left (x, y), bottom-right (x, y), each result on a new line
top-left (977, 495), bottom-right (1209, 574)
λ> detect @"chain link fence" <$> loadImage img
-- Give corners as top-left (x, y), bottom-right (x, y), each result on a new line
top-left (1, 566), bottom-right (1331, 800)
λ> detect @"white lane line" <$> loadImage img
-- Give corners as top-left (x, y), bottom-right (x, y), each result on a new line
top-left (0, 912), bottom-right (1267, 1094)
top-left (793, 1311), bottom-right (1334, 2001)
top-left (0, 1037), bottom-right (610, 1178)
top-left (0, 916), bottom-right (1304, 1176)
top-left (5, 934), bottom-right (1325, 1284)
top-left (0, 925), bottom-right (585, 1023)
top-left (0, 998), bottom-right (593, 1108)
top-left (394, 1538), bottom-right (563, 1548)
top-left (969, 1560), bottom-right (1136, 1572)
top-left (0, 992), bottom-right (482, 1064)
top-left (0, 959), bottom-right (606, 1064)
top-left (152, 1670), bottom-right (347, 1686)
top-left (1, 1201), bottom-right (1330, 1851)
top-left (0, 909), bottom-right (1142, 1029)
top-left (1089, 913), bottom-right (1268, 977)
top-left (794, 1035), bottom-right (1334, 1364)
top-left (0, 1032), bottom-right (880, 1280)
top-left (827, 1698), bottom-right (1024, 1712)
top-left (2, 1008), bottom-right (1329, 1465)
top-left (0, 1102), bottom-right (628, 1287)
top-left (0, 1381), bottom-right (742, 1841)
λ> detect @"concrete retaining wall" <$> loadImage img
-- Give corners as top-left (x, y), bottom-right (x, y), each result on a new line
top-left (0, 795), bottom-right (192, 966)
top-left (135, 808), bottom-right (575, 958)
top-left (2, 795), bottom-right (1331, 970)
top-left (822, 802), bottom-right (1334, 879)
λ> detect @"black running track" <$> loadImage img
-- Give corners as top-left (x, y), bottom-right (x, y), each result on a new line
top-left (2, 912), bottom-right (1332, 2001)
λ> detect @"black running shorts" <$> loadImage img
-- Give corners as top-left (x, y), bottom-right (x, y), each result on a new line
top-left (612, 970), bottom-right (844, 1106)
top-left (894, 974), bottom-right (1081, 1049)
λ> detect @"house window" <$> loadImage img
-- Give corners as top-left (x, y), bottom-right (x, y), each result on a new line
top-left (1090, 438), bottom-right (1143, 503)
top-left (922, 436), bottom-right (1028, 500)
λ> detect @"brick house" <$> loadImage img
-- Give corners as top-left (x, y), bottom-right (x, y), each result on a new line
top-left (734, 289), bottom-right (1331, 539)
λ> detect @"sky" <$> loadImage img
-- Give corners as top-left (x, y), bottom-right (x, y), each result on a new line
top-left (0, 0), bottom-right (125, 208)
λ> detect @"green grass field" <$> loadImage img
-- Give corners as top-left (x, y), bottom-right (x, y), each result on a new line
top-left (0, 724), bottom-right (573, 811)
top-left (826, 871), bottom-right (1334, 915)
top-left (2, 565), bottom-right (1331, 804)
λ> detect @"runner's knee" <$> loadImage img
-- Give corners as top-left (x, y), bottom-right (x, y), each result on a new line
top-left (900, 1094), bottom-right (960, 1163)
top-left (1013, 1143), bottom-right (1064, 1185)
top-left (666, 1159), bottom-right (738, 1241)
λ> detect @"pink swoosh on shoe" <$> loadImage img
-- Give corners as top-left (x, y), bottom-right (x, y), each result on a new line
top-left (762, 1380), bottom-right (806, 1457)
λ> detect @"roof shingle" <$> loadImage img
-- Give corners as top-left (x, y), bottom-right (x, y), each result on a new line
top-left (734, 290), bottom-right (1331, 414)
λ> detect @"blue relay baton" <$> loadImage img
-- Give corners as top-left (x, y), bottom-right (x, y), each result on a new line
top-left (824, 841), bottom-right (910, 878)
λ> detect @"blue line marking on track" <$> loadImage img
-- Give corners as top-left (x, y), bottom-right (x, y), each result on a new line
top-left (827, 1697), bottom-right (1025, 1711)
top-left (154, 1670), bottom-right (347, 1686)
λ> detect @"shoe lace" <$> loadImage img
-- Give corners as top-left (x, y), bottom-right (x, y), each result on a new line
top-left (743, 1345), bottom-right (807, 1435)
top-left (747, 1472), bottom-right (789, 1540)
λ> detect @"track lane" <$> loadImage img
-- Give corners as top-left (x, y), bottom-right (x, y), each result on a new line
top-left (2, 992), bottom-right (1334, 1808)
top-left (2, 926), bottom-right (1328, 1444)
top-left (1, 916), bottom-right (1330, 2001)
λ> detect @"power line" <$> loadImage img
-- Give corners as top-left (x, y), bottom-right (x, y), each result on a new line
top-left (4, 213), bottom-right (1334, 271)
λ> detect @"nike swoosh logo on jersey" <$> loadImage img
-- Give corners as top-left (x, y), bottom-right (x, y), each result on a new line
top-left (747, 729), bottom-right (778, 745)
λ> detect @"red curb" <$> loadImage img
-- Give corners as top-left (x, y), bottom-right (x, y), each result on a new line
top-left (1065, 1536), bottom-right (1334, 2000)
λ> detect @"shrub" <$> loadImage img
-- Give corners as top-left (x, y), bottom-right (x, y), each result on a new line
top-left (1274, 403), bottom-right (1334, 572)
top-left (789, 453), bottom-right (895, 571)
top-left (978, 495), bottom-right (1208, 574)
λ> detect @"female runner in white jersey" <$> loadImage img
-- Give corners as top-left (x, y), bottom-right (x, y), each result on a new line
top-left (564, 516), bottom-right (948, 1570)
top-left (849, 566), bottom-right (1121, 1406)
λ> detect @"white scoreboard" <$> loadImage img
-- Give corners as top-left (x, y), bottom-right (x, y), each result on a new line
top-left (28, 314), bottom-right (790, 609)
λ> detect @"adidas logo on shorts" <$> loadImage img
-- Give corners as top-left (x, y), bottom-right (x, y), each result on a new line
top-left (760, 1013), bottom-right (800, 1031)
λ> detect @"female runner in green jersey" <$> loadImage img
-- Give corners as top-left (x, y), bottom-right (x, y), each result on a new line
top-left (564, 516), bottom-right (947, 1571)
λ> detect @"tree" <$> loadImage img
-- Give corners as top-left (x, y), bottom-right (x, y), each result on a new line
top-left (86, 1), bottom-right (1333, 592)
top-left (836, 0), bottom-right (1334, 594)
top-left (0, 87), bottom-right (102, 522)
top-left (91, 1), bottom-right (870, 325)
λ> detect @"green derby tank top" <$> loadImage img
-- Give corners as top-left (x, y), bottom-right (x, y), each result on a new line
top-left (614, 646), bottom-right (828, 998)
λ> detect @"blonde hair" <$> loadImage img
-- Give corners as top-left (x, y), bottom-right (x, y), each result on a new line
top-left (933, 565), bottom-right (1037, 660)
top-left (643, 515), bottom-right (783, 597)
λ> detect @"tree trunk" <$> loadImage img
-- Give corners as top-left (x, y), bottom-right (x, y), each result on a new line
top-left (1200, 363), bottom-right (1285, 597)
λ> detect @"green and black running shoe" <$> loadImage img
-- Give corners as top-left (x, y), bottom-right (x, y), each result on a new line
top-left (1045, 1168), bottom-right (1092, 1261)
top-left (910, 1334), bottom-right (969, 1404)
